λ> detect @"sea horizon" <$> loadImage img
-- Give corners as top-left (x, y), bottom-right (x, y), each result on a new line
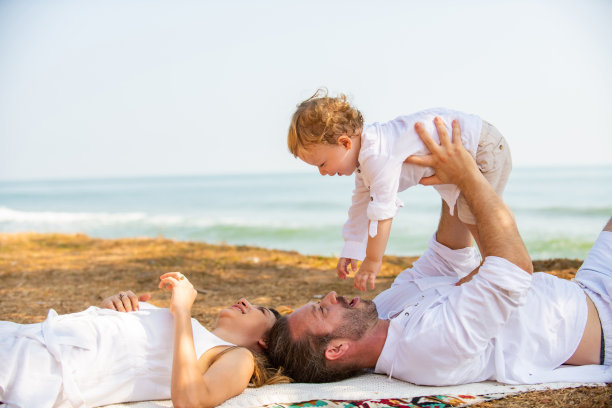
top-left (1, 165), bottom-right (611, 261)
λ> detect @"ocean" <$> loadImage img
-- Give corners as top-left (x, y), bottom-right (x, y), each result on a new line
top-left (1, 166), bottom-right (611, 260)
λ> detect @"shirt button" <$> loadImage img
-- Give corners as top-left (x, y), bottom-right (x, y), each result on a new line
top-left (357, 169), bottom-right (361, 173)
top-left (370, 196), bottom-right (373, 201)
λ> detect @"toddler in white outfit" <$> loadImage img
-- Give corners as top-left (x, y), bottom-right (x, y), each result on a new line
top-left (288, 89), bottom-right (512, 291)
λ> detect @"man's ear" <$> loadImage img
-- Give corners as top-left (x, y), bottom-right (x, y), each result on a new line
top-left (324, 338), bottom-right (350, 361)
top-left (258, 338), bottom-right (268, 350)
top-left (337, 135), bottom-right (352, 151)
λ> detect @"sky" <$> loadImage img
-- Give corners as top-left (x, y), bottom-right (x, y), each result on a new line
top-left (0, 0), bottom-right (611, 181)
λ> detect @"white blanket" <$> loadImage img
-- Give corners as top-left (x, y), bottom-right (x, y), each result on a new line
top-left (100, 373), bottom-right (604, 408)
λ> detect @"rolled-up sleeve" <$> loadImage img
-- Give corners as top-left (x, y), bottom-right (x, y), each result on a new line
top-left (341, 174), bottom-right (370, 260)
top-left (439, 256), bottom-right (532, 358)
top-left (410, 235), bottom-right (481, 279)
top-left (364, 157), bottom-right (404, 237)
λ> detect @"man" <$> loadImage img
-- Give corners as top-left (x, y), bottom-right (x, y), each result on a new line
top-left (267, 119), bottom-right (611, 385)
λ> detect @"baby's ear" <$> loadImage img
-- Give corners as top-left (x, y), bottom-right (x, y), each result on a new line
top-left (257, 338), bottom-right (268, 350)
top-left (338, 135), bottom-right (353, 150)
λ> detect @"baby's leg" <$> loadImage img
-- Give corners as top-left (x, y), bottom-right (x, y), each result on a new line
top-left (436, 200), bottom-right (472, 250)
top-left (457, 120), bottom-right (512, 259)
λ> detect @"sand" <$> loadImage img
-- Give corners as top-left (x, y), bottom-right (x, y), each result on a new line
top-left (0, 232), bottom-right (609, 407)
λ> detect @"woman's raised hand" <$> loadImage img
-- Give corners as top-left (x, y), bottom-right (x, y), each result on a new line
top-left (101, 290), bottom-right (151, 312)
top-left (158, 272), bottom-right (197, 314)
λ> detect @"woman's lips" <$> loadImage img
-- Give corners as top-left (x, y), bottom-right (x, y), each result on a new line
top-left (232, 304), bottom-right (246, 314)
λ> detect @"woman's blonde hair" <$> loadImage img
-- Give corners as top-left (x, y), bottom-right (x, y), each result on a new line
top-left (288, 88), bottom-right (363, 157)
top-left (250, 350), bottom-right (292, 387)
top-left (210, 346), bottom-right (291, 387)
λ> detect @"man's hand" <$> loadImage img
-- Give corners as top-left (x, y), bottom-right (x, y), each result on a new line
top-left (101, 290), bottom-right (151, 312)
top-left (405, 117), bottom-right (480, 189)
top-left (337, 257), bottom-right (358, 279)
top-left (353, 257), bottom-right (382, 291)
top-left (407, 117), bottom-right (532, 274)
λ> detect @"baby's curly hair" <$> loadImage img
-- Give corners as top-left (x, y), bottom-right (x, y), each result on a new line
top-left (288, 89), bottom-right (364, 157)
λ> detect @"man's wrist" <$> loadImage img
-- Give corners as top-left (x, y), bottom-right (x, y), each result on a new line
top-left (456, 166), bottom-right (483, 192)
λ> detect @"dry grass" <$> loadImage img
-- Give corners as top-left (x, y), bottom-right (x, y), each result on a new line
top-left (0, 233), bottom-right (609, 407)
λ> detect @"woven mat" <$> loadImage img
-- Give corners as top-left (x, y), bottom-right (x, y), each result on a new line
top-left (99, 373), bottom-right (604, 408)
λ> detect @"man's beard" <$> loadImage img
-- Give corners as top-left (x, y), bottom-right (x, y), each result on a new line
top-left (332, 298), bottom-right (379, 341)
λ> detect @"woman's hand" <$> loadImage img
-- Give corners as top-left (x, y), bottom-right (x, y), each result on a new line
top-left (101, 290), bottom-right (151, 312)
top-left (158, 272), bottom-right (197, 314)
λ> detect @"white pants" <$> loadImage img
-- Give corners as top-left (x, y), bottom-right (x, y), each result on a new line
top-left (575, 231), bottom-right (612, 365)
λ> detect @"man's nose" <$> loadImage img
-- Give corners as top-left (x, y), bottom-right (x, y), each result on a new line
top-left (321, 291), bottom-right (337, 305)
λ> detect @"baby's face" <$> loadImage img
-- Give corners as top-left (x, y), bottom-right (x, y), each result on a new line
top-left (298, 136), bottom-right (359, 177)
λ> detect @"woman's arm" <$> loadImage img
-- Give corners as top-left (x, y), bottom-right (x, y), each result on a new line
top-left (159, 272), bottom-right (253, 408)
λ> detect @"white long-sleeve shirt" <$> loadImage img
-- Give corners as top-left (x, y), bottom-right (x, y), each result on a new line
top-left (341, 108), bottom-right (482, 261)
top-left (373, 236), bottom-right (612, 385)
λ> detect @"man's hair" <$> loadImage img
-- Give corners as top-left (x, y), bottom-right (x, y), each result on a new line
top-left (287, 88), bottom-right (364, 157)
top-left (266, 316), bottom-right (362, 383)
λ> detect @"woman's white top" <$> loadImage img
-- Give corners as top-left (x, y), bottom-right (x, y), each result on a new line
top-left (0, 303), bottom-right (233, 408)
top-left (373, 236), bottom-right (612, 385)
top-left (341, 108), bottom-right (482, 261)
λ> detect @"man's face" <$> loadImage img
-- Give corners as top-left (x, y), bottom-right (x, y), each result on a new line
top-left (288, 291), bottom-right (379, 341)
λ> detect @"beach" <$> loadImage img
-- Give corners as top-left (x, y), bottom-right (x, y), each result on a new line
top-left (1, 232), bottom-right (609, 407)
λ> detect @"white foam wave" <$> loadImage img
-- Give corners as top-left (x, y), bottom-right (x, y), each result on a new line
top-left (0, 206), bottom-right (148, 224)
top-left (0, 207), bottom-right (329, 230)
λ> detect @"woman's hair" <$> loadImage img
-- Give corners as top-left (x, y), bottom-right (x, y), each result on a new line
top-left (250, 350), bottom-right (292, 387)
top-left (250, 307), bottom-right (291, 386)
top-left (288, 88), bottom-right (364, 157)
top-left (209, 345), bottom-right (291, 387)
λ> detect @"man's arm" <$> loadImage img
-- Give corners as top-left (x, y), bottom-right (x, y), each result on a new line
top-left (406, 118), bottom-right (532, 274)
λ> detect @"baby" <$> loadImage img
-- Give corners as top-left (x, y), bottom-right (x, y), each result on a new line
top-left (288, 89), bottom-right (512, 291)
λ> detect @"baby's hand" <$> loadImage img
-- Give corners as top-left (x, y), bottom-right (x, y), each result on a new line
top-left (337, 257), bottom-right (358, 280)
top-left (353, 258), bottom-right (382, 291)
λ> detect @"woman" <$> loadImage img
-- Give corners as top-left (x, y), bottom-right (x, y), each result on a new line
top-left (0, 272), bottom-right (289, 408)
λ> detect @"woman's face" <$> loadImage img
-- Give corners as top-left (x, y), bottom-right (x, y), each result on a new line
top-left (215, 298), bottom-right (277, 351)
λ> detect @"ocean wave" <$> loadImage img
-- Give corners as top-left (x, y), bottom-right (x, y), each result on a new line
top-left (512, 205), bottom-right (612, 217)
top-left (0, 206), bottom-right (337, 230)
